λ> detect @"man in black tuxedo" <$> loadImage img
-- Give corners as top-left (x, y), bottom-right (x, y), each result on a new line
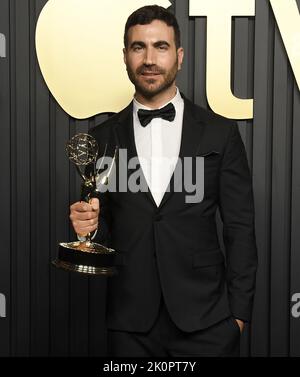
top-left (70, 5), bottom-right (258, 357)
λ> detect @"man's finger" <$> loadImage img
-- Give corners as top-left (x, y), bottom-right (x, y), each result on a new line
top-left (71, 201), bottom-right (93, 212)
top-left (74, 218), bottom-right (98, 229)
top-left (90, 198), bottom-right (100, 211)
top-left (76, 224), bottom-right (98, 237)
top-left (70, 211), bottom-right (98, 221)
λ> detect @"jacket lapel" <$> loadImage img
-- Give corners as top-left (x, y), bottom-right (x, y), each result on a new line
top-left (113, 102), bottom-right (135, 159)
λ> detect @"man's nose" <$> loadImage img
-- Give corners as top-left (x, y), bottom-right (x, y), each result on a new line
top-left (143, 47), bottom-right (155, 66)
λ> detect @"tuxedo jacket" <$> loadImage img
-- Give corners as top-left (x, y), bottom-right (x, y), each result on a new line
top-left (90, 95), bottom-right (258, 333)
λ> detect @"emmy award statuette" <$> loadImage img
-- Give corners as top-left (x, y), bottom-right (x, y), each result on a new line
top-left (52, 133), bottom-right (118, 276)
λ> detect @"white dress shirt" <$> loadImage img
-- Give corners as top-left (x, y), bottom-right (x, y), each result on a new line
top-left (133, 88), bottom-right (184, 207)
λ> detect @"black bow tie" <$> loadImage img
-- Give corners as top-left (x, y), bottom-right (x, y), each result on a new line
top-left (137, 103), bottom-right (176, 127)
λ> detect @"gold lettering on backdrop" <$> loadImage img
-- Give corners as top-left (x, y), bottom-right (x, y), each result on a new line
top-left (269, 0), bottom-right (300, 91)
top-left (189, 0), bottom-right (255, 120)
top-left (190, 0), bottom-right (300, 120)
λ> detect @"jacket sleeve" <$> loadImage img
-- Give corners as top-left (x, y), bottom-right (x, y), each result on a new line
top-left (219, 122), bottom-right (258, 323)
top-left (93, 190), bottom-right (111, 247)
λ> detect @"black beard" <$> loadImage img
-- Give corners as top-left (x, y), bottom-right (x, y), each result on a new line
top-left (126, 60), bottom-right (179, 99)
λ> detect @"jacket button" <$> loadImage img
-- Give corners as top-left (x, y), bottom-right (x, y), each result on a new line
top-left (155, 214), bottom-right (162, 221)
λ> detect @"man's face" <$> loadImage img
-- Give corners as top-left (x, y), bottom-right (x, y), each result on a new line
top-left (123, 20), bottom-right (184, 98)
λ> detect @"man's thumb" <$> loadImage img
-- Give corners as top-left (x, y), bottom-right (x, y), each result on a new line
top-left (90, 198), bottom-right (99, 211)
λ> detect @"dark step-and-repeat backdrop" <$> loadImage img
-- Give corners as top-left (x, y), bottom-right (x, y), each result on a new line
top-left (0, 0), bottom-right (300, 357)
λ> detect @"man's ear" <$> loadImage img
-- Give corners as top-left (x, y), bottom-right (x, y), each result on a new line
top-left (177, 47), bottom-right (184, 71)
top-left (123, 47), bottom-right (127, 65)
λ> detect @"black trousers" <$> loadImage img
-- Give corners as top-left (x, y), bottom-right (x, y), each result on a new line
top-left (107, 296), bottom-right (241, 357)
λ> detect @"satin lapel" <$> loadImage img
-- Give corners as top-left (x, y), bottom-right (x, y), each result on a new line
top-left (113, 102), bottom-right (157, 207)
top-left (158, 98), bottom-right (206, 210)
top-left (113, 102), bottom-right (136, 160)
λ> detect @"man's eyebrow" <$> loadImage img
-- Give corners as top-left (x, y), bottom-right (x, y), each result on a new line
top-left (130, 41), bottom-right (146, 48)
top-left (129, 40), bottom-right (171, 48)
top-left (153, 40), bottom-right (170, 47)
